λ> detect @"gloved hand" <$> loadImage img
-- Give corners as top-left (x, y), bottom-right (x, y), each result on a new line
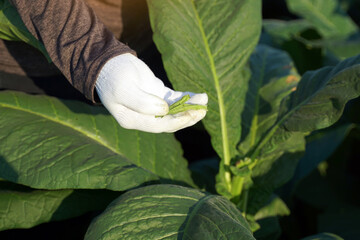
top-left (95, 53), bottom-right (208, 133)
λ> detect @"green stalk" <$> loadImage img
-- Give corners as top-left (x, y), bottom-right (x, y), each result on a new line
top-left (231, 176), bottom-right (245, 198)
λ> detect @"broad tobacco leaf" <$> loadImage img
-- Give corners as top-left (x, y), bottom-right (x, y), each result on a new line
top-left (0, 91), bottom-right (193, 190)
top-left (0, 180), bottom-right (119, 230)
top-left (286, 0), bottom-right (358, 39)
top-left (85, 184), bottom-right (255, 240)
top-left (234, 45), bottom-right (306, 212)
top-left (278, 54), bottom-right (360, 132)
top-left (215, 45), bottom-right (307, 200)
top-left (247, 50), bottom-right (360, 213)
top-left (0, 0), bottom-right (50, 60)
top-left (238, 45), bottom-right (301, 155)
top-left (147, 0), bottom-right (262, 166)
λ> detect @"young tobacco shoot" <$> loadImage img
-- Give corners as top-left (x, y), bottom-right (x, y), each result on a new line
top-left (156, 95), bottom-right (207, 118)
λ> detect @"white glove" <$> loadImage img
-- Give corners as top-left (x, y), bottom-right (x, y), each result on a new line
top-left (95, 53), bottom-right (208, 133)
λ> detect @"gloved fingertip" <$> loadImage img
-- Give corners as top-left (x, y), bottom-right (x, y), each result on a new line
top-left (163, 109), bottom-right (206, 133)
top-left (153, 99), bottom-right (169, 116)
top-left (136, 94), bottom-right (169, 116)
top-left (186, 109), bottom-right (207, 121)
top-left (187, 93), bottom-right (208, 105)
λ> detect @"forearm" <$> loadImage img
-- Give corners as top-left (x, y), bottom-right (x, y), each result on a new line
top-left (9, 0), bottom-right (135, 101)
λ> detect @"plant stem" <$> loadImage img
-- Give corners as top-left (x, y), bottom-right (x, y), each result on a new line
top-left (231, 176), bottom-right (245, 197)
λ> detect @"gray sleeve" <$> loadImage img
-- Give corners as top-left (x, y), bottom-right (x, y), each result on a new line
top-left (9, 0), bottom-right (135, 102)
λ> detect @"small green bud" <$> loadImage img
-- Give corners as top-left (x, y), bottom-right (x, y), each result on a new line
top-left (156, 94), bottom-right (207, 118)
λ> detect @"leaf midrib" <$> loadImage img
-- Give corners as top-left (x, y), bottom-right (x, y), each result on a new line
top-left (0, 102), bottom-right (121, 155)
top-left (189, 1), bottom-right (231, 178)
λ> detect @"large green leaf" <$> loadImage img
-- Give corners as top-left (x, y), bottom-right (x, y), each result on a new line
top-left (238, 44), bottom-right (300, 156)
top-left (0, 91), bottom-right (193, 190)
top-left (0, 180), bottom-right (119, 230)
top-left (286, 0), bottom-right (358, 39)
top-left (0, 0), bottom-right (50, 60)
top-left (227, 45), bottom-right (306, 212)
top-left (85, 184), bottom-right (255, 240)
top-left (278, 54), bottom-right (360, 132)
top-left (248, 54), bottom-right (360, 196)
top-left (148, 0), bottom-right (262, 192)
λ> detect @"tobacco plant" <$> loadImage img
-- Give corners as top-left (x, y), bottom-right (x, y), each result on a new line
top-left (0, 0), bottom-right (360, 239)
